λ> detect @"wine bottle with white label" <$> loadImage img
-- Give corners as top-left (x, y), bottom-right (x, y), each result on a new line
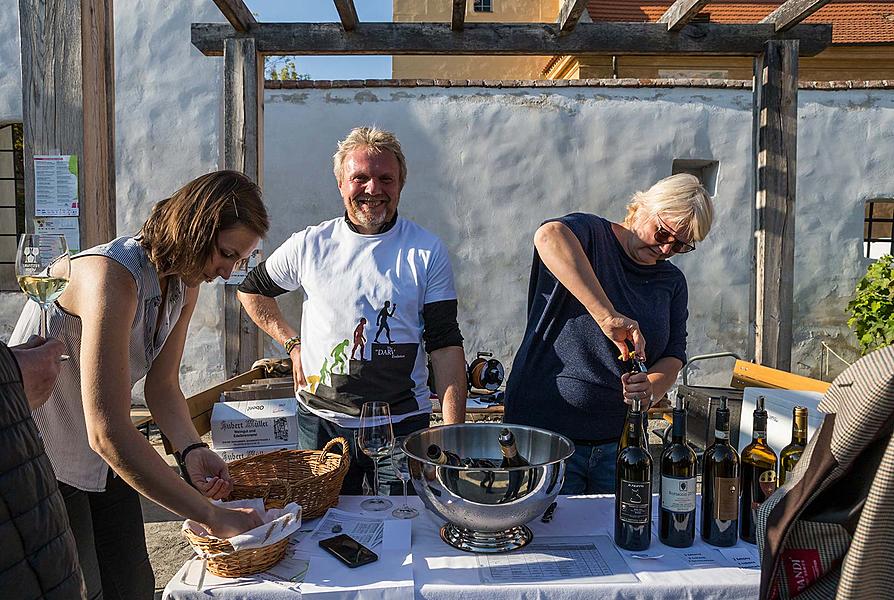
top-left (659, 392), bottom-right (696, 548)
top-left (701, 396), bottom-right (740, 547)
top-left (779, 406), bottom-right (808, 485)
top-left (740, 396), bottom-right (778, 543)
top-left (615, 396), bottom-right (652, 550)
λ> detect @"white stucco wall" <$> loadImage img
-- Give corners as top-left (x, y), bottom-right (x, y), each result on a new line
top-left (1, 2), bottom-right (891, 396)
top-left (262, 85), bottom-right (893, 383)
top-left (0, 0), bottom-right (226, 396)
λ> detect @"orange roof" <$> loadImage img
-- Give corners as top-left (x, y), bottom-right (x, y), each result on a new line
top-left (586, 1), bottom-right (894, 44)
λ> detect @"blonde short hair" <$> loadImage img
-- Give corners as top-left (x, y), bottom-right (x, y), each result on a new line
top-left (333, 126), bottom-right (407, 187)
top-left (623, 174), bottom-right (714, 242)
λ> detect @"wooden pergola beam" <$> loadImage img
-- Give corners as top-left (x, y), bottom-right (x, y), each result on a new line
top-left (557, 0), bottom-right (589, 35)
top-left (760, 0), bottom-right (831, 33)
top-left (452, 0), bottom-right (466, 32)
top-left (212, 0), bottom-right (256, 33)
top-left (334, 0), bottom-right (359, 32)
top-left (192, 22), bottom-right (832, 57)
top-left (658, 0), bottom-right (712, 32)
top-left (222, 36), bottom-right (263, 376)
top-left (752, 40), bottom-right (799, 370)
top-left (20, 0), bottom-right (116, 249)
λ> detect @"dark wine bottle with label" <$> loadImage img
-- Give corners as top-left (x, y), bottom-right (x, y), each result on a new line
top-left (740, 396), bottom-right (778, 543)
top-left (615, 396), bottom-right (653, 551)
top-left (659, 392), bottom-right (696, 548)
top-left (701, 396), bottom-right (740, 547)
top-left (779, 406), bottom-right (808, 485)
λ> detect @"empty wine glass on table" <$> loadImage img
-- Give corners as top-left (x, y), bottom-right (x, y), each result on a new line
top-left (358, 401), bottom-right (394, 511)
top-left (16, 234), bottom-right (70, 337)
top-left (391, 436), bottom-right (418, 519)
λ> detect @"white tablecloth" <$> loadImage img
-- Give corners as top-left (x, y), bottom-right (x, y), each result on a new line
top-left (164, 494), bottom-right (760, 600)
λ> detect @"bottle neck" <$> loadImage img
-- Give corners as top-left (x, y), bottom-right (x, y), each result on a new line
top-left (671, 408), bottom-right (687, 443)
top-left (715, 411), bottom-right (730, 444)
top-left (500, 444), bottom-right (518, 459)
top-left (626, 407), bottom-right (644, 444)
top-left (791, 414), bottom-right (807, 445)
top-left (753, 413), bottom-right (768, 443)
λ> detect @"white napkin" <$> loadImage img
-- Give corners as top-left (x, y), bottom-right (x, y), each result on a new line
top-left (183, 498), bottom-right (303, 554)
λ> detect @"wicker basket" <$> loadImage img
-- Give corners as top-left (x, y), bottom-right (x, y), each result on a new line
top-left (227, 437), bottom-right (350, 518)
top-left (182, 524), bottom-right (290, 578)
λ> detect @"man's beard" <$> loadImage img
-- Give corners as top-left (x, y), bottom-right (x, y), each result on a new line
top-left (350, 195), bottom-right (390, 229)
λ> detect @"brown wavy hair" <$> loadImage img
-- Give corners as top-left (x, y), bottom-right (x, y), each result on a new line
top-left (139, 170), bottom-right (268, 280)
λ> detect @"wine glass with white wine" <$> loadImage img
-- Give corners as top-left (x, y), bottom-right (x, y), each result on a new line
top-left (16, 234), bottom-right (70, 337)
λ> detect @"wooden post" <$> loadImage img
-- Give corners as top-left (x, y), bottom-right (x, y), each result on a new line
top-left (752, 40), bottom-right (798, 371)
top-left (19, 0), bottom-right (115, 248)
top-left (222, 36), bottom-right (263, 377)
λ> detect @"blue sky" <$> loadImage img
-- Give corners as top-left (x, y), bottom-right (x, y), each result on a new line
top-left (246, 0), bottom-right (393, 80)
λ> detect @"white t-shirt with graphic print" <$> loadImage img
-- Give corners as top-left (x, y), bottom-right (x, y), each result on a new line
top-left (265, 216), bottom-right (457, 428)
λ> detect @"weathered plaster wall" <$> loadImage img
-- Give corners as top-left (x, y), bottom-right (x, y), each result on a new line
top-left (0, 2), bottom-right (22, 121)
top-left (263, 85), bottom-right (893, 383)
top-left (0, 0), bottom-right (226, 396)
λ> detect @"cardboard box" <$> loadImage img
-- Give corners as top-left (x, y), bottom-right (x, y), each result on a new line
top-left (211, 444), bottom-right (298, 463)
top-left (211, 395), bottom-right (299, 448)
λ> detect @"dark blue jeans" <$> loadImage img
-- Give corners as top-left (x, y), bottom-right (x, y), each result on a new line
top-left (296, 402), bottom-right (429, 496)
top-left (561, 440), bottom-right (618, 495)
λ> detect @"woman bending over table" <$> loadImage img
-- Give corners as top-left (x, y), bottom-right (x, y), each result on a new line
top-left (504, 174), bottom-right (714, 495)
top-left (11, 170), bottom-right (269, 600)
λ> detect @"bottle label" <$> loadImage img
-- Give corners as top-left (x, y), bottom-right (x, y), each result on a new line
top-left (619, 480), bottom-right (651, 524)
top-left (758, 469), bottom-right (778, 499)
top-left (661, 475), bottom-right (696, 513)
top-left (714, 429), bottom-right (728, 440)
top-left (713, 476), bottom-right (738, 521)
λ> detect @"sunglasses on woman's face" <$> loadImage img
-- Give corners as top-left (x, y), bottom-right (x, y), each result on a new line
top-left (654, 215), bottom-right (696, 254)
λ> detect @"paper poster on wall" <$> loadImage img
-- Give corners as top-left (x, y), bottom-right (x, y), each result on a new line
top-left (34, 217), bottom-right (81, 253)
top-left (34, 155), bottom-right (79, 216)
top-left (225, 243), bottom-right (263, 285)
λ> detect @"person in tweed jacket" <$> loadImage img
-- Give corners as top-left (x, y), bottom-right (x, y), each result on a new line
top-left (757, 344), bottom-right (894, 599)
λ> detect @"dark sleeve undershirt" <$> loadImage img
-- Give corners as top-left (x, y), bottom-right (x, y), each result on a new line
top-left (237, 260), bottom-right (288, 297)
top-left (239, 262), bottom-right (462, 351)
top-left (422, 299), bottom-right (463, 353)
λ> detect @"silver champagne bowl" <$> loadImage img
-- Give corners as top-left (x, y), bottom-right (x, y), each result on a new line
top-left (403, 423), bottom-right (574, 553)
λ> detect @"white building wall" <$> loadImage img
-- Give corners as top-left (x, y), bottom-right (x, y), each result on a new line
top-left (1, 2), bottom-right (890, 396)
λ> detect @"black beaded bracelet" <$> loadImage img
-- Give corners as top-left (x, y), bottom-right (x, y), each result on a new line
top-left (175, 442), bottom-right (209, 488)
top-left (178, 442), bottom-right (209, 464)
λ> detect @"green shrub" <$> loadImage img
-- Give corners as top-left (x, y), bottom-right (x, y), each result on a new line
top-left (847, 254), bottom-right (894, 354)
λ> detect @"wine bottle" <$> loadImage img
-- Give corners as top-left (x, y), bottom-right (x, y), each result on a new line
top-left (658, 392), bottom-right (697, 548)
top-left (615, 396), bottom-right (653, 551)
top-left (779, 406), bottom-right (808, 485)
top-left (498, 428), bottom-right (529, 468)
top-left (619, 355), bottom-right (651, 453)
top-left (701, 396), bottom-right (740, 547)
top-left (740, 396), bottom-right (778, 544)
top-left (427, 444), bottom-right (461, 466)
top-left (498, 428), bottom-right (530, 502)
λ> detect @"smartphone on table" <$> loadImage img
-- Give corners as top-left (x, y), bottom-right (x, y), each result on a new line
top-left (318, 533), bottom-right (378, 568)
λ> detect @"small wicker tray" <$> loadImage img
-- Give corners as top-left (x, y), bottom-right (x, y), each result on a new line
top-left (227, 437), bottom-right (350, 518)
top-left (182, 525), bottom-right (290, 578)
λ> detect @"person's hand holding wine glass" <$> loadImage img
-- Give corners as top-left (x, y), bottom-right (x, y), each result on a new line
top-left (358, 401), bottom-right (394, 511)
top-left (15, 234), bottom-right (70, 341)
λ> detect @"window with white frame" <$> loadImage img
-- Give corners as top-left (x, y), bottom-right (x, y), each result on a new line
top-left (864, 200), bottom-right (894, 259)
top-left (0, 123), bottom-right (26, 290)
top-left (473, 0), bottom-right (493, 13)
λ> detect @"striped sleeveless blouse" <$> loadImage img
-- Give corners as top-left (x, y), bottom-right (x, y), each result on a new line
top-left (9, 236), bottom-right (188, 492)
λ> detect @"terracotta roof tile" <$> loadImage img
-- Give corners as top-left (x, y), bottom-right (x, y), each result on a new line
top-left (586, 1), bottom-right (894, 44)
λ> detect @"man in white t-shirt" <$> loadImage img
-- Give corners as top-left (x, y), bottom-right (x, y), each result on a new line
top-left (237, 126), bottom-right (467, 495)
